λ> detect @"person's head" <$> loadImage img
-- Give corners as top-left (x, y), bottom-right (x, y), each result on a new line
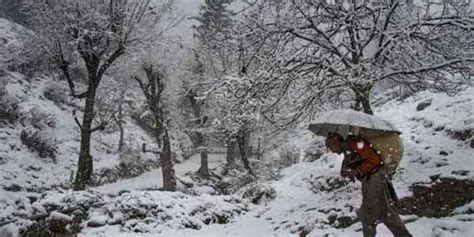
top-left (325, 132), bottom-right (344, 154)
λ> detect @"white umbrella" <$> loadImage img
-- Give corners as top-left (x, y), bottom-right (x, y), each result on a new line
top-left (308, 109), bottom-right (401, 138)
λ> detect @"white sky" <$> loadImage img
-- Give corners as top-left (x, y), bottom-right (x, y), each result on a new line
top-left (166, 0), bottom-right (204, 48)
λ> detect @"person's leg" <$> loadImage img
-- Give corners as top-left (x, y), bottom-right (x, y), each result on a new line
top-left (380, 176), bottom-right (412, 236)
top-left (360, 216), bottom-right (377, 237)
top-left (360, 173), bottom-right (385, 237)
top-left (382, 211), bottom-right (412, 237)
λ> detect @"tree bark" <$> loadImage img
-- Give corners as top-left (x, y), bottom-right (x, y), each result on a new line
top-left (256, 137), bottom-right (262, 160)
top-left (73, 84), bottom-right (97, 190)
top-left (226, 137), bottom-right (236, 166)
top-left (237, 129), bottom-right (253, 175)
top-left (116, 103), bottom-right (124, 152)
top-left (353, 85), bottom-right (374, 115)
top-left (160, 128), bottom-right (176, 191)
top-left (118, 122), bottom-right (124, 152)
top-left (197, 149), bottom-right (209, 177)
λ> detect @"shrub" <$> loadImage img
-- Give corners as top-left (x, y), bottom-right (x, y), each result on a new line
top-left (278, 144), bottom-right (300, 169)
top-left (43, 82), bottom-right (68, 106)
top-left (23, 108), bottom-right (56, 129)
top-left (240, 183), bottom-right (276, 204)
top-left (0, 80), bottom-right (20, 124)
top-left (118, 145), bottom-right (141, 165)
top-left (20, 128), bottom-right (58, 161)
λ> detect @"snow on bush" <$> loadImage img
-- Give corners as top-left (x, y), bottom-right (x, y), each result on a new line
top-left (87, 191), bottom-right (248, 233)
top-left (18, 108), bottom-right (58, 161)
top-left (92, 158), bottom-right (161, 186)
top-left (20, 129), bottom-right (58, 161)
top-left (118, 144), bottom-right (142, 165)
top-left (21, 107), bottom-right (56, 129)
top-left (43, 81), bottom-right (69, 106)
top-left (239, 182), bottom-right (276, 204)
top-left (0, 78), bottom-right (20, 125)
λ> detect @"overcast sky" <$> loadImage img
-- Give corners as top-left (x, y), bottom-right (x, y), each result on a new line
top-left (166, 0), bottom-right (204, 47)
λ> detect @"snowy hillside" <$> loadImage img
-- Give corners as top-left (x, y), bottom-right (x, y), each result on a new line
top-left (2, 80), bottom-right (472, 236)
top-left (0, 1), bottom-right (473, 236)
top-left (90, 88), bottom-right (471, 237)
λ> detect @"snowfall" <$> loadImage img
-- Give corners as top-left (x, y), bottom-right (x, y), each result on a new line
top-left (1, 15), bottom-right (474, 237)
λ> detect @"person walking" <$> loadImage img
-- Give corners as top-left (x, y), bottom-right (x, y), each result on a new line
top-left (325, 132), bottom-right (412, 237)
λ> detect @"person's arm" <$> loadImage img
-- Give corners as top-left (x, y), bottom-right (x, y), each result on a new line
top-left (340, 157), bottom-right (350, 177)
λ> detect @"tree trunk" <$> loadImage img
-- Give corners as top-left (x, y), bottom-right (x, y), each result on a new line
top-left (197, 149), bottom-right (209, 178)
top-left (256, 137), bottom-right (262, 160)
top-left (118, 123), bottom-right (124, 152)
top-left (353, 85), bottom-right (374, 115)
top-left (226, 137), bottom-right (236, 166)
top-left (160, 128), bottom-right (176, 191)
top-left (117, 103), bottom-right (124, 152)
top-left (237, 130), bottom-right (253, 175)
top-left (73, 85), bottom-right (97, 190)
top-left (359, 95), bottom-right (373, 115)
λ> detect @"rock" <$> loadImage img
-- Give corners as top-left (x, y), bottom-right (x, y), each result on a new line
top-left (399, 178), bottom-right (474, 218)
top-left (471, 139), bottom-right (474, 149)
top-left (451, 170), bottom-right (469, 176)
top-left (429, 174), bottom-right (441, 182)
top-left (435, 162), bottom-right (449, 167)
top-left (335, 216), bottom-right (358, 229)
top-left (48, 212), bottom-right (73, 233)
top-left (446, 129), bottom-right (473, 141)
top-left (241, 183), bottom-right (276, 204)
top-left (416, 99), bottom-right (432, 111)
top-left (423, 120), bottom-right (434, 128)
top-left (439, 150), bottom-right (449, 156)
top-left (87, 215), bottom-right (108, 227)
top-left (327, 214), bottom-right (337, 225)
top-left (3, 184), bottom-right (23, 192)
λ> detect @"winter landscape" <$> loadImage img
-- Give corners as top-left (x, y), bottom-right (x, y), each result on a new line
top-left (0, 0), bottom-right (473, 236)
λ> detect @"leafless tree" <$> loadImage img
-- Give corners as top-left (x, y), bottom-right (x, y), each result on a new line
top-left (134, 64), bottom-right (176, 191)
top-left (230, 0), bottom-right (473, 127)
top-left (192, 0), bottom-right (259, 174)
top-left (112, 79), bottom-right (129, 152)
top-left (181, 51), bottom-right (211, 178)
top-left (23, 0), bottom-right (169, 190)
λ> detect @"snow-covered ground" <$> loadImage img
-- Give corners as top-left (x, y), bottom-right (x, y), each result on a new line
top-left (1, 15), bottom-right (473, 237)
top-left (94, 153), bottom-right (225, 195)
top-left (81, 88), bottom-right (473, 237)
top-left (1, 77), bottom-right (473, 236)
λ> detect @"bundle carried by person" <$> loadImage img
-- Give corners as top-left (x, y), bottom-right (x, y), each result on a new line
top-left (358, 128), bottom-right (404, 173)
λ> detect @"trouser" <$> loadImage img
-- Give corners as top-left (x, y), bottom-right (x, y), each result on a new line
top-left (359, 171), bottom-right (412, 237)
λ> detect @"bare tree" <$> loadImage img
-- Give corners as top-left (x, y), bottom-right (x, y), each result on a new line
top-left (181, 51), bottom-right (212, 178)
top-left (230, 0), bottom-right (473, 127)
top-left (112, 79), bottom-right (129, 152)
top-left (192, 0), bottom-right (258, 174)
top-left (134, 64), bottom-right (176, 191)
top-left (23, 0), bottom-right (167, 190)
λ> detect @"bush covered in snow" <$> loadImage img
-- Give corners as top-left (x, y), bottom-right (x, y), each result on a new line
top-left (118, 145), bottom-right (142, 165)
top-left (17, 108), bottom-right (58, 161)
top-left (87, 191), bottom-right (248, 233)
top-left (20, 128), bottom-right (57, 161)
top-left (0, 79), bottom-right (20, 125)
top-left (239, 182), bottom-right (276, 204)
top-left (0, 190), bottom-right (249, 236)
top-left (216, 168), bottom-right (255, 195)
top-left (21, 108), bottom-right (56, 129)
top-left (91, 158), bottom-right (161, 186)
top-left (277, 143), bottom-right (300, 169)
top-left (43, 81), bottom-right (69, 106)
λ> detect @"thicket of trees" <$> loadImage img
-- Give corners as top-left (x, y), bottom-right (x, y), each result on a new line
top-left (218, 0), bottom-right (473, 127)
top-left (15, 0), bottom-right (473, 190)
top-left (23, 0), bottom-right (172, 190)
